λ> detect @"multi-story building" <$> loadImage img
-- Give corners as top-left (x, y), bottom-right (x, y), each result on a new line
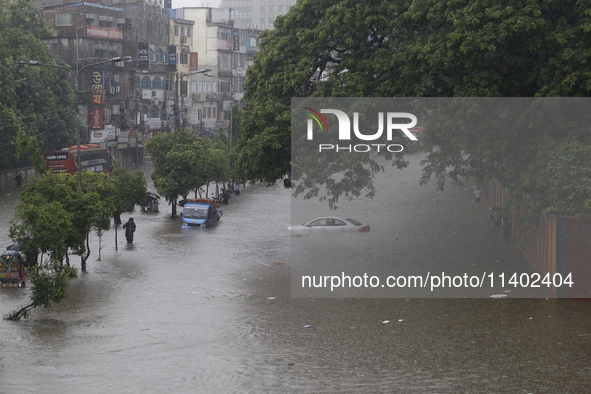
top-left (35, 0), bottom-right (261, 161)
top-left (221, 0), bottom-right (296, 30)
top-left (172, 7), bottom-right (261, 138)
top-left (38, 2), bottom-right (174, 165)
top-left (39, 2), bottom-right (137, 165)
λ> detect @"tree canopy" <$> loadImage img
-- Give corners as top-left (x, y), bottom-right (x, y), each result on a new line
top-left (145, 129), bottom-right (230, 217)
top-left (6, 168), bottom-right (146, 319)
top-left (0, 0), bottom-right (76, 171)
top-left (236, 0), bottom-right (591, 216)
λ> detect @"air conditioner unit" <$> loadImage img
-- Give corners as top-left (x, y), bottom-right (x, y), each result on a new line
top-left (116, 86), bottom-right (120, 93)
top-left (109, 46), bottom-right (116, 52)
top-left (106, 16), bottom-right (115, 22)
top-left (86, 13), bottom-right (95, 19)
top-left (192, 93), bottom-right (200, 100)
top-left (114, 61), bottom-right (124, 67)
top-left (114, 75), bottom-right (120, 83)
top-left (181, 36), bottom-right (188, 43)
top-left (98, 15), bottom-right (108, 21)
top-left (110, 87), bottom-right (116, 95)
top-left (103, 108), bottom-right (111, 117)
top-left (117, 18), bottom-right (125, 24)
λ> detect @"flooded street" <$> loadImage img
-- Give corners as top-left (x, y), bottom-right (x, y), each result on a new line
top-left (1, 157), bottom-right (591, 393)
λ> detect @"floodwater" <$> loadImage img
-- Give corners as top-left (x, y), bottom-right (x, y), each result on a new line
top-left (1, 157), bottom-right (590, 393)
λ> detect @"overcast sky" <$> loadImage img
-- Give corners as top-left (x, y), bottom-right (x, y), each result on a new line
top-left (171, 0), bottom-right (222, 9)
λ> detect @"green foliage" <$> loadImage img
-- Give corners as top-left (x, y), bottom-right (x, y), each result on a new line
top-left (9, 172), bottom-right (116, 260)
top-left (5, 168), bottom-right (146, 319)
top-left (112, 164), bottom-right (147, 216)
top-left (4, 259), bottom-right (70, 321)
top-left (538, 142), bottom-right (591, 217)
top-left (0, 0), bottom-right (75, 171)
top-left (145, 129), bottom-right (230, 215)
top-left (238, 0), bottom-right (591, 216)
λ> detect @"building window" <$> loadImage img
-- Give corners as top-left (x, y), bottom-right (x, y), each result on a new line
top-left (175, 24), bottom-right (179, 36)
top-left (207, 107), bottom-right (211, 118)
top-left (153, 77), bottom-right (163, 90)
top-left (156, 48), bottom-right (166, 62)
top-left (187, 27), bottom-right (191, 36)
top-left (141, 76), bottom-right (151, 89)
top-left (51, 43), bottom-right (64, 56)
top-left (180, 49), bottom-right (189, 64)
top-left (55, 13), bottom-right (72, 26)
top-left (150, 106), bottom-right (160, 119)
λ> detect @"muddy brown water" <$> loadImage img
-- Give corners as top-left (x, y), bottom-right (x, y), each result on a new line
top-left (1, 157), bottom-right (590, 393)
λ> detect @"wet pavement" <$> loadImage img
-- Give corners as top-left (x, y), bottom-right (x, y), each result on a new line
top-left (1, 158), bottom-right (590, 393)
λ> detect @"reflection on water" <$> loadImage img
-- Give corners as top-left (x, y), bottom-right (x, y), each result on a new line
top-left (1, 161), bottom-right (590, 392)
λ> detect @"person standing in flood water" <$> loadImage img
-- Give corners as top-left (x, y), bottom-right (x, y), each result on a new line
top-left (122, 218), bottom-right (136, 244)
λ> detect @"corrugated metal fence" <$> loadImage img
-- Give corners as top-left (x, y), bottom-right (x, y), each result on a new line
top-left (487, 178), bottom-right (591, 297)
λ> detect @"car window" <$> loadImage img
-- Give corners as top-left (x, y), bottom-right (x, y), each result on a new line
top-left (345, 218), bottom-right (362, 226)
top-left (334, 219), bottom-right (346, 226)
top-left (309, 219), bottom-right (327, 226)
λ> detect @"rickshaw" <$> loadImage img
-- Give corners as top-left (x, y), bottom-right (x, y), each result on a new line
top-left (1, 245), bottom-right (27, 288)
top-left (141, 190), bottom-right (160, 213)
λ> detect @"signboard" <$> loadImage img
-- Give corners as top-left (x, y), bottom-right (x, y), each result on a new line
top-left (86, 26), bottom-right (123, 40)
top-left (90, 71), bottom-right (104, 105)
top-left (233, 29), bottom-right (240, 51)
top-left (146, 118), bottom-right (162, 130)
top-left (168, 45), bottom-right (177, 72)
top-left (91, 130), bottom-right (106, 143)
top-left (218, 39), bottom-right (232, 51)
top-left (118, 130), bottom-right (129, 143)
top-left (138, 42), bottom-right (149, 70)
top-left (91, 108), bottom-right (102, 129)
top-left (189, 52), bottom-right (199, 71)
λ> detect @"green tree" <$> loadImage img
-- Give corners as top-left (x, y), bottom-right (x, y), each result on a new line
top-left (110, 165), bottom-right (147, 248)
top-left (146, 129), bottom-right (204, 217)
top-left (0, 0), bottom-right (75, 171)
top-left (237, 0), bottom-right (591, 215)
top-left (6, 171), bottom-right (116, 319)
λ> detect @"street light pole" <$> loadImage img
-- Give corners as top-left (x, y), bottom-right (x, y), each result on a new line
top-left (174, 68), bottom-right (212, 130)
top-left (20, 56), bottom-right (131, 189)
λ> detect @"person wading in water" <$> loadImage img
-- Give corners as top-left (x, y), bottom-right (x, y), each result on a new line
top-left (122, 218), bottom-right (136, 244)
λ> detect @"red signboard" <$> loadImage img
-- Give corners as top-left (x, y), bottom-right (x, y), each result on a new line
top-left (86, 26), bottom-right (123, 40)
top-left (91, 71), bottom-right (104, 105)
top-left (189, 52), bottom-right (199, 71)
top-left (91, 109), bottom-right (103, 129)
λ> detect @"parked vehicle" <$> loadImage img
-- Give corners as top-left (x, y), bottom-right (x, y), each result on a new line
top-left (43, 144), bottom-right (114, 175)
top-left (179, 198), bottom-right (222, 228)
top-left (1, 244), bottom-right (36, 288)
top-left (289, 217), bottom-right (370, 233)
top-left (141, 190), bottom-right (160, 213)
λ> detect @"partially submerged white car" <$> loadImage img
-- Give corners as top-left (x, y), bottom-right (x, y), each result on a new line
top-left (289, 217), bottom-right (370, 232)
